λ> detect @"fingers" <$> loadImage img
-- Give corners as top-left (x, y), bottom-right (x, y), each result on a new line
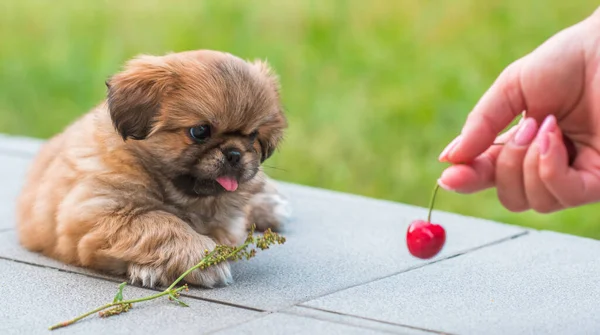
top-left (439, 114), bottom-right (600, 213)
top-left (495, 117), bottom-right (539, 212)
top-left (437, 123), bottom-right (520, 193)
top-left (538, 120), bottom-right (600, 208)
top-left (522, 116), bottom-right (562, 213)
top-left (439, 58), bottom-right (527, 164)
top-left (499, 114), bottom-right (600, 213)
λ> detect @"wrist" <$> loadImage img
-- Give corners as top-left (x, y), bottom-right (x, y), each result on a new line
top-left (590, 6), bottom-right (600, 24)
top-left (579, 7), bottom-right (600, 38)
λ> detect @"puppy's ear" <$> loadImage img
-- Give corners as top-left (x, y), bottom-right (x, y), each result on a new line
top-left (252, 59), bottom-right (287, 163)
top-left (252, 60), bottom-right (287, 163)
top-left (106, 55), bottom-right (173, 140)
top-left (258, 125), bottom-right (284, 163)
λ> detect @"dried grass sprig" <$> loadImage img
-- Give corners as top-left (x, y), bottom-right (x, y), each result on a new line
top-left (49, 226), bottom-right (285, 330)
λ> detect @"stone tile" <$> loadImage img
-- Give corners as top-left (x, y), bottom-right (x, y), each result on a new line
top-left (0, 161), bottom-right (526, 312)
top-left (188, 182), bottom-right (525, 310)
top-left (0, 154), bottom-right (33, 230)
top-left (0, 133), bottom-right (43, 157)
top-left (0, 230), bottom-right (120, 281)
top-left (0, 134), bottom-right (527, 312)
top-left (0, 259), bottom-right (261, 335)
top-left (281, 306), bottom-right (437, 334)
top-left (211, 312), bottom-right (389, 335)
top-left (302, 231), bottom-right (600, 335)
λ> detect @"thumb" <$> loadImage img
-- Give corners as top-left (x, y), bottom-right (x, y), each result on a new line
top-left (441, 58), bottom-right (527, 164)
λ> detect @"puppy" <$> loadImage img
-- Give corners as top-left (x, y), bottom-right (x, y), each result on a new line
top-left (15, 49), bottom-right (291, 288)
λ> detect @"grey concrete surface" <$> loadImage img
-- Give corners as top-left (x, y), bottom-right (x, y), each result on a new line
top-left (211, 312), bottom-right (390, 335)
top-left (0, 230), bottom-right (121, 281)
top-left (2, 176), bottom-right (528, 312)
top-left (2, 133), bottom-right (600, 335)
top-left (0, 138), bottom-right (527, 311)
top-left (0, 259), bottom-right (261, 335)
top-left (0, 133), bottom-right (44, 156)
top-left (187, 182), bottom-right (526, 311)
top-left (0, 155), bottom-right (31, 230)
top-left (302, 231), bottom-right (600, 335)
top-left (281, 306), bottom-right (437, 334)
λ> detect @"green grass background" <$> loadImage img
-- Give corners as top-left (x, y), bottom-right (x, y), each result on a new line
top-left (2, 0), bottom-right (599, 239)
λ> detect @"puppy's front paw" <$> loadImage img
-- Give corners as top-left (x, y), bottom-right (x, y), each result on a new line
top-left (128, 260), bottom-right (232, 289)
top-left (127, 236), bottom-right (233, 289)
top-left (184, 259), bottom-right (233, 289)
top-left (246, 192), bottom-right (292, 232)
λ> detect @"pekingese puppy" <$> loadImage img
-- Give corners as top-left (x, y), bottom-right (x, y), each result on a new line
top-left (15, 49), bottom-right (291, 288)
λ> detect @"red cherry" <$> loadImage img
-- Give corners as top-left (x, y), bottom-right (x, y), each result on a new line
top-left (406, 219), bottom-right (445, 259)
top-left (406, 183), bottom-right (446, 259)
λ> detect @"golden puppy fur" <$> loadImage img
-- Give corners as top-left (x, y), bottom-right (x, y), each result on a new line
top-left (15, 50), bottom-right (291, 288)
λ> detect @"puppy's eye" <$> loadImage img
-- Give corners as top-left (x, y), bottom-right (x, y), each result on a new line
top-left (189, 125), bottom-right (211, 142)
top-left (249, 130), bottom-right (259, 141)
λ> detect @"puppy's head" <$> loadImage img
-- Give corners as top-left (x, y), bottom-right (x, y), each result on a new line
top-left (105, 50), bottom-right (287, 197)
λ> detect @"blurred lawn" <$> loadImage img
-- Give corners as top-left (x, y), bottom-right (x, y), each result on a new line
top-left (1, 0), bottom-right (599, 239)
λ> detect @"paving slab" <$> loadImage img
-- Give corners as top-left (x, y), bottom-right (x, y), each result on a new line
top-left (302, 231), bottom-right (600, 335)
top-left (0, 132), bottom-right (44, 157)
top-left (211, 312), bottom-right (390, 335)
top-left (0, 181), bottom-right (528, 312)
top-left (0, 259), bottom-right (261, 335)
top-left (0, 134), bottom-right (527, 312)
top-left (0, 230), bottom-right (120, 281)
top-left (281, 306), bottom-right (437, 334)
top-left (0, 154), bottom-right (33, 230)
top-left (187, 182), bottom-right (526, 311)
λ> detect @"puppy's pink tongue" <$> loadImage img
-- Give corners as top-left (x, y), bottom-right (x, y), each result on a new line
top-left (216, 176), bottom-right (238, 191)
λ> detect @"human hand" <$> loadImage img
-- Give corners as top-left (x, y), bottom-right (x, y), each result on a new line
top-left (437, 7), bottom-right (600, 213)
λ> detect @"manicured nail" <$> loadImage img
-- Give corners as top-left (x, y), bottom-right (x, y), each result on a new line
top-left (538, 132), bottom-right (550, 155)
top-left (539, 114), bottom-right (557, 134)
top-left (512, 117), bottom-right (537, 146)
top-left (439, 135), bottom-right (462, 161)
top-left (537, 115), bottom-right (556, 156)
top-left (437, 178), bottom-right (454, 191)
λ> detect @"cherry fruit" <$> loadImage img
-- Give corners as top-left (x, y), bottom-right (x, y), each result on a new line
top-left (405, 142), bottom-right (513, 258)
top-left (406, 219), bottom-right (446, 259)
top-left (406, 183), bottom-right (446, 259)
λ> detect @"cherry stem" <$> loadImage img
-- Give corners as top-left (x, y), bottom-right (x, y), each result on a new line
top-left (427, 183), bottom-right (439, 223)
top-left (426, 141), bottom-right (505, 222)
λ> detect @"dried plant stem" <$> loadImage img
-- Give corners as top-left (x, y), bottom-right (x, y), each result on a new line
top-left (48, 226), bottom-right (285, 331)
top-left (48, 285), bottom-right (187, 330)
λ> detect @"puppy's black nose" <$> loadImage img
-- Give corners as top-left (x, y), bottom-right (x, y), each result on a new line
top-left (224, 149), bottom-right (242, 164)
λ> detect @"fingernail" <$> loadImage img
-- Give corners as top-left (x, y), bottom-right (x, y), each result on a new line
top-left (512, 117), bottom-right (537, 146)
top-left (537, 115), bottom-right (556, 156)
top-left (538, 132), bottom-right (550, 155)
top-left (439, 135), bottom-right (462, 161)
top-left (539, 114), bottom-right (557, 134)
top-left (437, 178), bottom-right (454, 191)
